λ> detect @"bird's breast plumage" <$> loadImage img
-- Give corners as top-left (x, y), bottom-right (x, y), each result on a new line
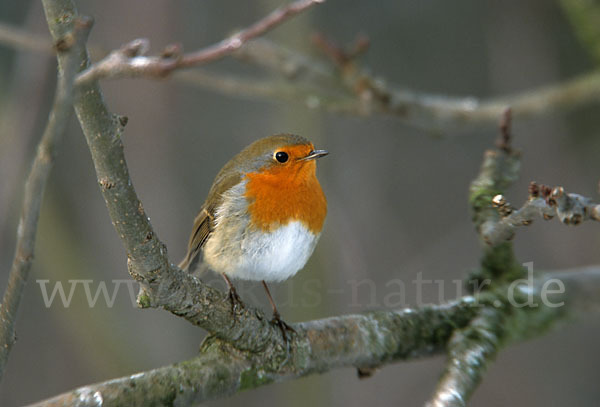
top-left (202, 178), bottom-right (323, 281)
top-left (244, 157), bottom-right (327, 233)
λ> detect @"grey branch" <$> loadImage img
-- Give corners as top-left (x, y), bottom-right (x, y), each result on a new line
top-left (74, 0), bottom-right (324, 85)
top-left (426, 265), bottom-right (600, 407)
top-left (40, 0), bottom-right (329, 355)
top-left (482, 185), bottom-right (600, 246)
top-left (27, 299), bottom-right (477, 406)
top-left (426, 309), bottom-right (501, 407)
top-left (229, 38), bottom-right (600, 130)
top-left (1, 20), bottom-right (600, 130)
top-left (26, 267), bottom-right (600, 407)
top-left (0, 19), bottom-right (91, 382)
top-left (469, 110), bottom-right (522, 242)
top-left (470, 111), bottom-right (600, 247)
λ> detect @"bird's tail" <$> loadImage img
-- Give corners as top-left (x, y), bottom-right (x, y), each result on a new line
top-left (178, 249), bottom-right (199, 272)
top-left (178, 247), bottom-right (210, 275)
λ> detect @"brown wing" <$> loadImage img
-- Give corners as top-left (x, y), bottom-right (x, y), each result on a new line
top-left (178, 167), bottom-right (243, 272)
top-left (178, 206), bottom-right (214, 271)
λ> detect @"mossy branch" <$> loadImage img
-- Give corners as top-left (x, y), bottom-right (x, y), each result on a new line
top-left (26, 266), bottom-right (600, 407)
top-left (426, 308), bottom-right (502, 407)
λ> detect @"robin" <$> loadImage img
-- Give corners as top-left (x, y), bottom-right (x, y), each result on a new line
top-left (179, 134), bottom-right (327, 338)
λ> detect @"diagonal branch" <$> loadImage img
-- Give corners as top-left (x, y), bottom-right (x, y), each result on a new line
top-left (425, 309), bottom-right (502, 407)
top-left (0, 18), bottom-right (91, 382)
top-left (74, 0), bottom-right (324, 85)
top-left (39, 0), bottom-right (323, 355)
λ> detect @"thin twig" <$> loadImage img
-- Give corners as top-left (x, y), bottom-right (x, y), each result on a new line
top-left (496, 107), bottom-right (512, 153)
top-left (74, 0), bottom-right (324, 85)
top-left (482, 183), bottom-right (600, 245)
top-left (0, 17), bottom-right (92, 381)
top-left (230, 39), bottom-right (600, 129)
top-left (2, 22), bottom-right (600, 130)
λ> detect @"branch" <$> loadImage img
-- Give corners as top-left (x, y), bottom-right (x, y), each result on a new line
top-left (27, 266), bottom-right (600, 407)
top-left (229, 38), bottom-right (600, 130)
top-left (0, 18), bottom-right (91, 381)
top-left (26, 299), bottom-right (476, 406)
top-left (426, 264), bottom-right (600, 406)
top-left (470, 110), bottom-right (600, 246)
top-left (437, 110), bottom-right (599, 405)
top-left (74, 0), bottom-right (324, 85)
top-left (39, 0), bottom-right (323, 355)
top-left (2, 22), bottom-right (600, 131)
top-left (482, 182), bottom-right (600, 245)
top-left (468, 109), bottom-right (525, 285)
top-left (426, 309), bottom-right (502, 407)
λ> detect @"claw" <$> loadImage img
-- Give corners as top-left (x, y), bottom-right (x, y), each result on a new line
top-left (221, 274), bottom-right (244, 317)
top-left (225, 286), bottom-right (245, 316)
top-left (271, 311), bottom-right (296, 344)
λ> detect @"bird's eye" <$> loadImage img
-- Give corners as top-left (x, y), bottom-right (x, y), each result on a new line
top-left (274, 151), bottom-right (289, 163)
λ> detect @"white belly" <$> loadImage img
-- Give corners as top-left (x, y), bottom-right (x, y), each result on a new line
top-left (205, 220), bottom-right (319, 282)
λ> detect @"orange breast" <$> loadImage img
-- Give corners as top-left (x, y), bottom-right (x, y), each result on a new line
top-left (244, 159), bottom-right (327, 234)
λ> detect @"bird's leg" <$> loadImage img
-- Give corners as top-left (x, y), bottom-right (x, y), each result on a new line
top-left (262, 280), bottom-right (296, 343)
top-left (222, 274), bottom-right (244, 315)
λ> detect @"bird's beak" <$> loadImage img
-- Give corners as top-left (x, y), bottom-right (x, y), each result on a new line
top-left (301, 149), bottom-right (329, 160)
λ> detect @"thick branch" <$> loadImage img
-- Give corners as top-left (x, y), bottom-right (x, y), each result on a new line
top-left (426, 309), bottom-right (502, 407)
top-left (0, 19), bottom-right (90, 382)
top-left (16, 299), bottom-right (499, 407)
top-left (426, 264), bottom-right (600, 406)
top-left (27, 267), bottom-right (600, 407)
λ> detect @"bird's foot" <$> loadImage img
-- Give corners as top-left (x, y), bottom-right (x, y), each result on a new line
top-left (270, 311), bottom-right (296, 344)
top-left (225, 286), bottom-right (245, 316)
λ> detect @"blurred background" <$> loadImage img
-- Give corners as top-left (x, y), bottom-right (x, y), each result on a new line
top-left (1, 0), bottom-right (600, 406)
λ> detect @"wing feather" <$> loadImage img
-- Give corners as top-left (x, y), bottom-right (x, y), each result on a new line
top-left (178, 207), bottom-right (213, 271)
top-left (178, 169), bottom-right (243, 272)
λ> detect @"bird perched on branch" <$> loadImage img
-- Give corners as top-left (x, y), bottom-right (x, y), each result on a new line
top-left (179, 134), bottom-right (328, 339)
